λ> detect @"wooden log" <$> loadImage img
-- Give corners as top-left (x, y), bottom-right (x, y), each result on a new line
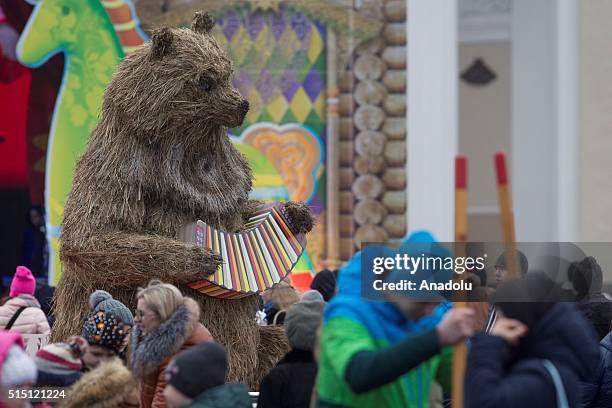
top-left (355, 224), bottom-right (389, 247)
top-left (340, 238), bottom-right (354, 260)
top-left (383, 215), bottom-right (407, 237)
top-left (384, 0), bottom-right (407, 23)
top-left (383, 70), bottom-right (406, 93)
top-left (339, 93), bottom-right (355, 116)
top-left (339, 118), bottom-right (354, 141)
top-left (354, 54), bottom-right (387, 81)
top-left (382, 117), bottom-right (406, 140)
top-left (355, 105), bottom-right (386, 131)
top-left (384, 141), bottom-right (406, 166)
top-left (339, 168), bottom-right (355, 189)
top-left (383, 23), bottom-right (406, 46)
top-left (355, 36), bottom-right (385, 56)
top-left (354, 80), bottom-right (387, 106)
top-left (339, 191), bottom-right (354, 213)
top-left (352, 174), bottom-right (385, 200)
top-left (339, 215), bottom-right (354, 236)
top-left (339, 141), bottom-right (353, 166)
top-left (339, 70), bottom-right (354, 93)
top-left (382, 191), bottom-right (406, 214)
top-left (354, 154), bottom-right (387, 175)
top-left (382, 168), bottom-right (406, 190)
top-left (382, 46), bottom-right (406, 70)
top-left (383, 94), bottom-right (406, 116)
top-left (354, 198), bottom-right (388, 225)
top-left (355, 131), bottom-right (386, 156)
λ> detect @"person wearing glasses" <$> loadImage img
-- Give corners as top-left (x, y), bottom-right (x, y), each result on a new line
top-left (130, 280), bottom-right (213, 408)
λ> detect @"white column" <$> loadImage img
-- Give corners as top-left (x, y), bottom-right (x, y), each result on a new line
top-left (407, 0), bottom-right (458, 242)
top-left (512, 0), bottom-right (578, 241)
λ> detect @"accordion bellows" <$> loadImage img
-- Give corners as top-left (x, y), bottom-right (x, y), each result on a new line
top-left (179, 203), bottom-right (306, 299)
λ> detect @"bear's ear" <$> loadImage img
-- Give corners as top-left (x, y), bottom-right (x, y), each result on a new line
top-left (151, 27), bottom-right (175, 59)
top-left (192, 11), bottom-right (214, 34)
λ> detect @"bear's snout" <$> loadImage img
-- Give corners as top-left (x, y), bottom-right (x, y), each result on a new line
top-left (239, 99), bottom-right (250, 115)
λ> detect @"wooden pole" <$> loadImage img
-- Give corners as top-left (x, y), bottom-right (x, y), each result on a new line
top-left (452, 155), bottom-right (468, 408)
top-left (494, 152), bottom-right (519, 280)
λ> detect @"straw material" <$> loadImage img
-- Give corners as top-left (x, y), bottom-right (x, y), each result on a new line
top-left (53, 12), bottom-right (312, 386)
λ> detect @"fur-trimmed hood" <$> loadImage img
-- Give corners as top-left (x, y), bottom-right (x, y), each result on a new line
top-left (130, 297), bottom-right (211, 378)
top-left (60, 358), bottom-right (138, 408)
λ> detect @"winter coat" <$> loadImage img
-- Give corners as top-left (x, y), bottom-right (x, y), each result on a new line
top-left (465, 303), bottom-right (599, 408)
top-left (0, 294), bottom-right (50, 335)
top-left (258, 349), bottom-right (317, 408)
top-left (583, 332), bottom-right (612, 407)
top-left (130, 298), bottom-right (213, 408)
top-left (60, 358), bottom-right (139, 408)
top-left (185, 383), bottom-right (251, 408)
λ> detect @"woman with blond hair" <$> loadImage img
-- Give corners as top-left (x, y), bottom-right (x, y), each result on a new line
top-left (130, 280), bottom-right (213, 408)
top-left (265, 281), bottom-right (300, 325)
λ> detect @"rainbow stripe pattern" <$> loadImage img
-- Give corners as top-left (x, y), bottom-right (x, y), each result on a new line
top-left (181, 203), bottom-right (306, 299)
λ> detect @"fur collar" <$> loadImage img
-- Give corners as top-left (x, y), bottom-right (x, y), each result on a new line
top-left (130, 305), bottom-right (193, 378)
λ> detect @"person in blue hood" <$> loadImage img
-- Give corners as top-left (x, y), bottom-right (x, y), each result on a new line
top-left (465, 271), bottom-right (600, 408)
top-left (316, 231), bottom-right (476, 408)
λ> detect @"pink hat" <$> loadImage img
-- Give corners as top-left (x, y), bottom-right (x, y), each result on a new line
top-left (10, 266), bottom-right (36, 297)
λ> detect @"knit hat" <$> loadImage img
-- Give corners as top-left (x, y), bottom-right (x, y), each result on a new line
top-left (35, 337), bottom-right (85, 387)
top-left (284, 300), bottom-right (325, 351)
top-left (82, 290), bottom-right (134, 356)
top-left (10, 266), bottom-right (36, 297)
top-left (311, 269), bottom-right (336, 302)
top-left (166, 342), bottom-right (227, 398)
top-left (2, 345), bottom-right (37, 388)
top-left (301, 290), bottom-right (324, 302)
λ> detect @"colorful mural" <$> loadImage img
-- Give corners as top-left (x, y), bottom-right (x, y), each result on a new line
top-left (215, 9), bottom-right (328, 283)
top-left (16, 0), bottom-right (146, 284)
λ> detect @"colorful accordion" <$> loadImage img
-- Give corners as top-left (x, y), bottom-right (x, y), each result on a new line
top-left (180, 203), bottom-right (306, 299)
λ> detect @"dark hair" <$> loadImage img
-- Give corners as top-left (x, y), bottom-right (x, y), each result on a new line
top-left (495, 250), bottom-right (529, 276)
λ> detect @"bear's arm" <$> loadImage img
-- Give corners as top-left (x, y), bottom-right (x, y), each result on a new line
top-left (60, 232), bottom-right (221, 288)
top-left (240, 200), bottom-right (314, 235)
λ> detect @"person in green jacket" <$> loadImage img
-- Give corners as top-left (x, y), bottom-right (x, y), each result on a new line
top-left (163, 342), bottom-right (251, 408)
top-left (317, 231), bottom-right (476, 407)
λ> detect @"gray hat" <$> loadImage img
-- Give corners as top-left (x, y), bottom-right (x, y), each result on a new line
top-left (87, 290), bottom-right (134, 326)
top-left (284, 300), bottom-right (325, 352)
top-left (301, 290), bottom-right (324, 302)
top-left (81, 291), bottom-right (134, 355)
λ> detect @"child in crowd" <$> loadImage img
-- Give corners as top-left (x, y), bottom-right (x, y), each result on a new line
top-left (465, 271), bottom-right (599, 407)
top-left (0, 331), bottom-right (37, 408)
top-left (163, 342), bottom-right (251, 408)
top-left (258, 299), bottom-right (325, 408)
top-left (0, 266), bottom-right (49, 335)
top-left (34, 336), bottom-right (86, 387)
top-left (81, 290), bottom-right (134, 370)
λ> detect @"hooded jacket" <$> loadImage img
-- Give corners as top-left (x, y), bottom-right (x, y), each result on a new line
top-left (569, 257), bottom-right (612, 340)
top-left (130, 298), bottom-right (213, 408)
top-left (583, 331), bottom-right (612, 407)
top-left (317, 232), bottom-right (453, 408)
top-left (465, 302), bottom-right (599, 408)
top-left (0, 294), bottom-right (50, 335)
top-left (60, 358), bottom-right (139, 408)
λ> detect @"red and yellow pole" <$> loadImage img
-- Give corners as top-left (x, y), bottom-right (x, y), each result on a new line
top-left (452, 155), bottom-right (468, 408)
top-left (494, 152), bottom-right (518, 280)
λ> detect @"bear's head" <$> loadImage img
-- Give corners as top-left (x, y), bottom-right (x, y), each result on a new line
top-left (104, 11), bottom-right (249, 144)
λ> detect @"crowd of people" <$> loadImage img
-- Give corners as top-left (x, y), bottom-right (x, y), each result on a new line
top-left (0, 235), bottom-right (611, 407)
